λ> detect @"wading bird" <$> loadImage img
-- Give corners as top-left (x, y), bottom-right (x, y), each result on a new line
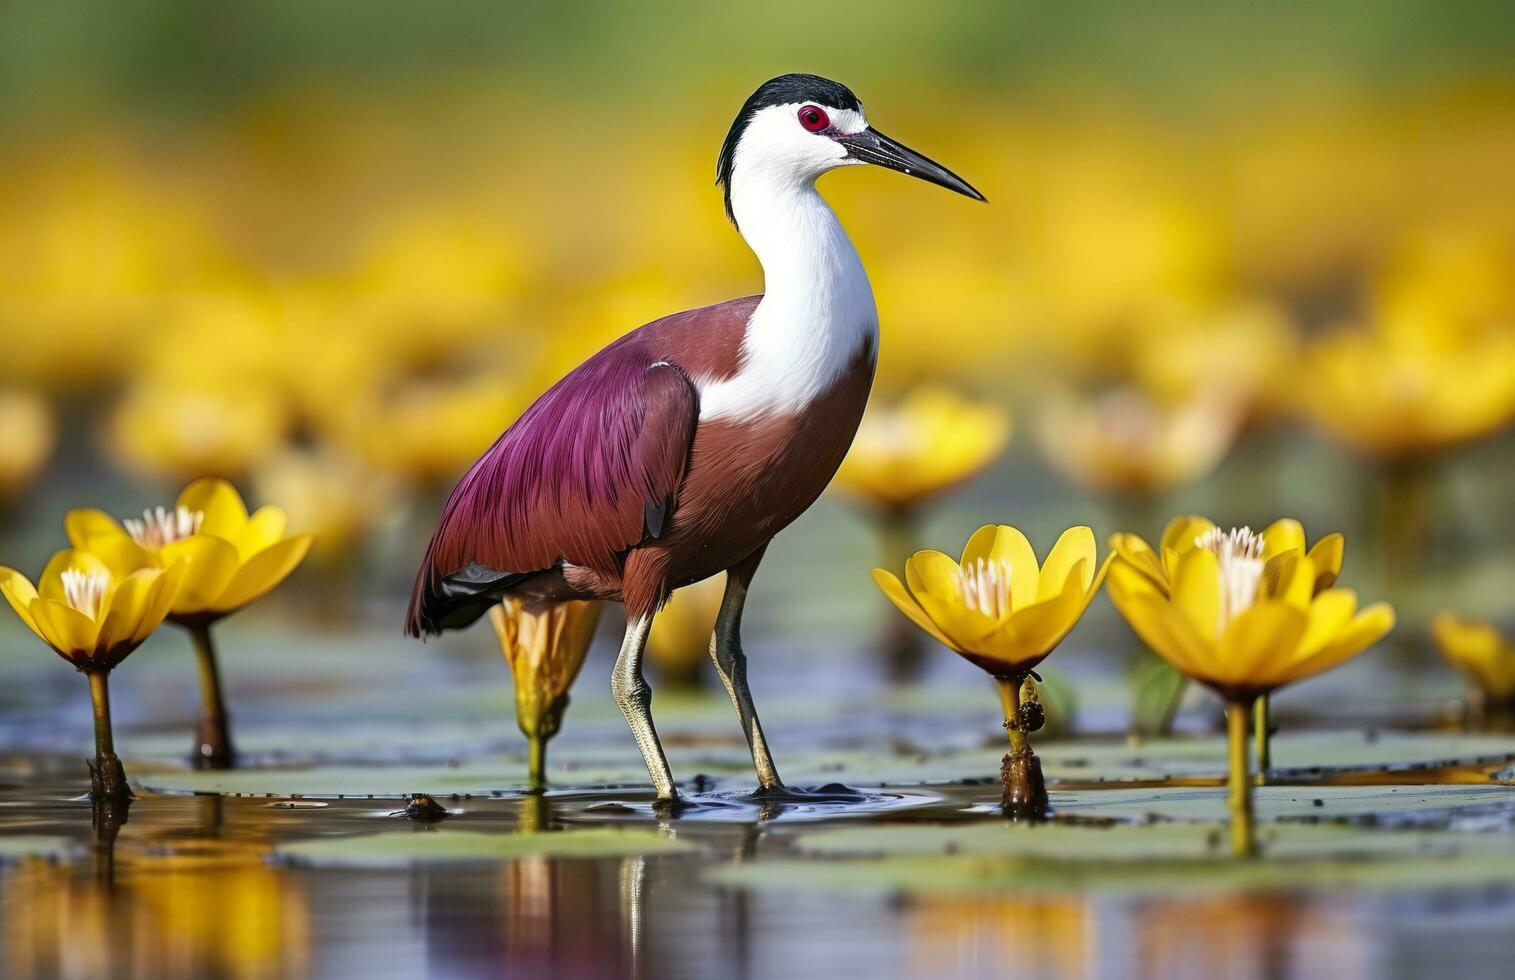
top-left (408, 73), bottom-right (984, 801)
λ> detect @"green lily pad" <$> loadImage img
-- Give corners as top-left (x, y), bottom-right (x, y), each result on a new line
top-left (128, 729), bottom-right (1515, 799)
top-left (711, 823), bottom-right (1515, 896)
top-left (1054, 783), bottom-right (1514, 823)
top-left (277, 827), bottom-right (694, 868)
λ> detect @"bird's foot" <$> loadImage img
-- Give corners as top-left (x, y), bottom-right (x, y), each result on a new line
top-left (746, 782), bottom-right (871, 805)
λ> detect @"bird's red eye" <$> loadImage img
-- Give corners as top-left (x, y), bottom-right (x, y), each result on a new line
top-left (798, 105), bottom-right (830, 132)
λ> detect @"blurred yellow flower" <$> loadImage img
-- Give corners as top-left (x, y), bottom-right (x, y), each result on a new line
top-left (346, 205), bottom-right (529, 369)
top-left (0, 153), bottom-right (239, 388)
top-left (1374, 225), bottom-right (1515, 336)
top-left (872, 524), bottom-right (1109, 677)
top-left (1296, 320), bottom-right (1515, 460)
top-left (647, 573), bottom-right (723, 687)
top-left (107, 381), bottom-right (289, 481)
top-left (67, 478), bottom-right (312, 624)
top-left (0, 390), bottom-right (57, 505)
top-left (1107, 526), bottom-right (1392, 702)
top-left (0, 549), bottom-right (185, 671)
top-left (834, 386), bottom-right (1011, 514)
top-left (326, 371), bottom-right (525, 487)
top-left (254, 446), bottom-right (401, 566)
top-left (489, 598), bottom-right (603, 791)
top-left (1432, 613), bottom-right (1515, 705)
top-left (1035, 384), bottom-right (1244, 497)
top-left (1129, 301), bottom-right (1299, 416)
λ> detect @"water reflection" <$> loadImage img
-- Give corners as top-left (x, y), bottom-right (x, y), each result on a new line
top-left (907, 895), bottom-right (1091, 978)
top-left (3, 782), bottom-right (1515, 978)
top-left (1129, 893), bottom-right (1364, 978)
top-left (3, 797), bottom-right (310, 979)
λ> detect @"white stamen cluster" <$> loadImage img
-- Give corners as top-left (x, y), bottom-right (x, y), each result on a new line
top-left (1195, 526), bottom-right (1265, 632)
top-left (954, 557), bottom-right (1014, 619)
top-left (60, 568), bottom-right (110, 621)
top-left (123, 505), bottom-right (204, 549)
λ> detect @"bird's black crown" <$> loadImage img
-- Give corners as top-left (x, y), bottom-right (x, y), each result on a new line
top-left (716, 73), bottom-right (862, 225)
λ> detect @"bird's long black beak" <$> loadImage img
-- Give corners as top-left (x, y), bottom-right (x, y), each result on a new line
top-left (835, 128), bottom-right (986, 202)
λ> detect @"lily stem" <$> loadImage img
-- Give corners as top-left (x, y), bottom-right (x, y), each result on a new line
top-left (86, 670), bottom-right (130, 802)
top-left (528, 734), bottom-right (547, 793)
top-left (997, 675), bottom-right (1028, 754)
top-left (190, 623), bottom-right (235, 770)
top-left (1227, 699), bottom-right (1256, 858)
top-left (88, 669), bottom-right (114, 759)
top-left (1253, 693), bottom-right (1271, 779)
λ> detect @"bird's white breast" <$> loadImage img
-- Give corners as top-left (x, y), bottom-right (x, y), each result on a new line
top-left (696, 182), bottom-right (879, 422)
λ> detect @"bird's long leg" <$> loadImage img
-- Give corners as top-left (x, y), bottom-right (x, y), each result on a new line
top-left (611, 614), bottom-right (678, 801)
top-left (709, 548), bottom-right (783, 791)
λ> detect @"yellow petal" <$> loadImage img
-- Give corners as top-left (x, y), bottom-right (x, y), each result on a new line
top-left (960, 525), bottom-right (1037, 610)
top-left (906, 550), bottom-right (968, 602)
top-left (1107, 556), bottom-right (1166, 604)
top-left (1002, 557), bottom-right (1089, 657)
top-left (872, 568), bottom-right (956, 651)
top-left (1307, 533), bottom-right (1345, 591)
top-left (1038, 526), bottom-right (1096, 602)
top-left (1108, 532), bottom-right (1167, 592)
top-left (1295, 588), bottom-right (1359, 657)
top-left (1218, 600), bottom-right (1309, 690)
top-left (178, 477), bottom-right (250, 539)
top-left (65, 508), bottom-right (131, 550)
top-left (1171, 546), bottom-right (1221, 642)
top-left (31, 597), bottom-right (101, 659)
top-left (96, 568), bottom-right (159, 652)
top-left (1159, 515), bottom-right (1215, 559)
top-left (1275, 554), bottom-right (1317, 610)
top-left (1108, 580), bottom-right (1213, 681)
top-left (1285, 602), bottom-right (1396, 685)
top-left (85, 534), bottom-right (155, 578)
top-left (134, 562), bottom-right (188, 643)
top-left (210, 535), bottom-right (312, 613)
top-left (0, 567), bottom-right (42, 639)
top-left (1260, 518), bottom-right (1306, 561)
top-left (239, 505), bottom-right (289, 558)
top-left (160, 535), bottom-right (243, 613)
top-left (907, 550), bottom-right (1001, 645)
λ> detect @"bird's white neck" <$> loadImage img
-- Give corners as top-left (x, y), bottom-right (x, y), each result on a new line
top-left (696, 176), bottom-right (878, 421)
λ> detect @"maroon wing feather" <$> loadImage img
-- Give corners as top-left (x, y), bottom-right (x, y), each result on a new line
top-left (406, 346), bottom-right (698, 636)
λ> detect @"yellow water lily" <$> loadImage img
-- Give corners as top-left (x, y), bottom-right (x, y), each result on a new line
top-left (1035, 384), bottom-right (1243, 497)
top-left (1111, 515), bottom-right (1346, 749)
top-left (647, 574), bottom-right (724, 688)
top-left (1432, 613), bottom-right (1515, 712)
top-left (874, 524), bottom-right (1108, 818)
top-left (0, 550), bottom-right (186, 671)
top-left (1107, 524), bottom-right (1393, 856)
top-left (66, 478), bottom-right (312, 769)
top-left (106, 380), bottom-right (290, 482)
top-left (0, 550), bottom-right (187, 800)
top-left (66, 478), bottom-right (312, 624)
top-left (873, 525), bottom-right (1109, 678)
top-left (834, 386), bottom-right (1011, 516)
top-left (1296, 320), bottom-right (1515, 461)
top-left (1107, 527), bottom-right (1391, 703)
top-left (489, 598), bottom-right (603, 791)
